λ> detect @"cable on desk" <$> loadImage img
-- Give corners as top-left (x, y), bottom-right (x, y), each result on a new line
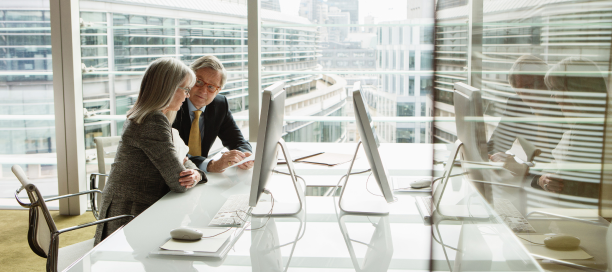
top-left (201, 227), bottom-right (233, 238)
top-left (327, 169), bottom-right (372, 197)
top-left (365, 172), bottom-right (382, 197)
top-left (233, 190), bottom-right (274, 231)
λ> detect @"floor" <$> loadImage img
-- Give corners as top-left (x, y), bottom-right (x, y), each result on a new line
top-left (0, 209), bottom-right (96, 271)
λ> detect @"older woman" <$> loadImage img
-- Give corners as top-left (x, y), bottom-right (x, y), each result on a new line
top-left (538, 57), bottom-right (607, 198)
top-left (94, 58), bottom-right (206, 245)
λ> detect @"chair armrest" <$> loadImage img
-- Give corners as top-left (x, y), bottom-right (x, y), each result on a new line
top-left (57, 214), bottom-right (135, 234)
top-left (44, 190), bottom-right (103, 202)
top-left (89, 173), bottom-right (108, 189)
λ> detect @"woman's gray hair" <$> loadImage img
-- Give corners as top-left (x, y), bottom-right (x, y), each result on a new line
top-left (190, 55), bottom-right (227, 88)
top-left (545, 57), bottom-right (608, 115)
top-left (127, 58), bottom-right (196, 124)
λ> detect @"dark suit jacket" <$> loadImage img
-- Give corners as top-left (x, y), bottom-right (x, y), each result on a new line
top-left (172, 95), bottom-right (252, 166)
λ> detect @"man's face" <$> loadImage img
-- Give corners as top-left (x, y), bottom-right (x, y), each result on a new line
top-left (189, 67), bottom-right (222, 109)
top-left (513, 75), bottom-right (543, 109)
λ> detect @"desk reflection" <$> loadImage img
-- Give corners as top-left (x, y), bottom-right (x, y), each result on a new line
top-left (338, 214), bottom-right (393, 272)
top-left (250, 210), bottom-right (306, 272)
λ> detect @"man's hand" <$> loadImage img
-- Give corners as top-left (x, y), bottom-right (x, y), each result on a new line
top-left (489, 152), bottom-right (510, 162)
top-left (238, 152), bottom-right (254, 170)
top-left (179, 169), bottom-right (201, 189)
top-left (207, 150), bottom-right (247, 173)
top-left (538, 174), bottom-right (564, 193)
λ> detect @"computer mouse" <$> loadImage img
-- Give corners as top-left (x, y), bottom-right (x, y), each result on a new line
top-left (410, 178), bottom-right (432, 189)
top-left (543, 235), bottom-right (580, 250)
top-left (170, 227), bottom-right (203, 241)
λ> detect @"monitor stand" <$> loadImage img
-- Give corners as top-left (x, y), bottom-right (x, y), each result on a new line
top-left (251, 138), bottom-right (306, 217)
top-left (338, 141), bottom-right (389, 215)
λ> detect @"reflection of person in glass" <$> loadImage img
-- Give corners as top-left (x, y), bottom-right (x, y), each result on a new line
top-left (539, 57), bottom-right (607, 197)
top-left (487, 55), bottom-right (566, 191)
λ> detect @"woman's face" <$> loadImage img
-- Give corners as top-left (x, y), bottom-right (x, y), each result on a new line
top-left (167, 77), bottom-right (192, 112)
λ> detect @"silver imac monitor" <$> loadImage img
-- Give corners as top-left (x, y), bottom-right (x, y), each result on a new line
top-left (453, 82), bottom-right (488, 163)
top-left (453, 82), bottom-right (494, 203)
top-left (249, 82), bottom-right (304, 216)
top-left (338, 82), bottom-right (395, 215)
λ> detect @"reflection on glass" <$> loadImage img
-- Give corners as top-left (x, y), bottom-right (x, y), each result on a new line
top-left (250, 211), bottom-right (305, 272)
top-left (337, 214), bottom-right (393, 272)
top-left (433, 0), bottom-right (612, 271)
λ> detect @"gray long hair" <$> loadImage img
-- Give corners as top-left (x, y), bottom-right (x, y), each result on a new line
top-left (127, 58), bottom-right (196, 124)
top-left (190, 55), bottom-right (227, 88)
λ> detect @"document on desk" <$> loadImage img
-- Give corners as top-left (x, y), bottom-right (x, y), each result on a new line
top-left (518, 234), bottom-right (593, 260)
top-left (160, 228), bottom-right (233, 253)
top-left (227, 154), bottom-right (255, 169)
top-left (296, 152), bottom-right (355, 166)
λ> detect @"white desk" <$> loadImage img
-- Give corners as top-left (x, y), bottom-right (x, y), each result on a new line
top-left (65, 143), bottom-right (541, 272)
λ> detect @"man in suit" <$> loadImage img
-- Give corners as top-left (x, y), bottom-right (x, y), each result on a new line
top-left (172, 55), bottom-right (254, 173)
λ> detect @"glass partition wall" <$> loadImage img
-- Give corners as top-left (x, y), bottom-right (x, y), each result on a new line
top-left (432, 0), bottom-right (612, 271)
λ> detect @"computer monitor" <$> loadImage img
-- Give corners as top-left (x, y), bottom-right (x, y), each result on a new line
top-left (454, 82), bottom-right (488, 163)
top-left (453, 82), bottom-right (491, 196)
top-left (338, 82), bottom-right (395, 215)
top-left (249, 82), bottom-right (305, 216)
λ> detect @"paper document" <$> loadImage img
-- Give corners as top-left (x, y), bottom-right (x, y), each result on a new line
top-left (160, 227), bottom-right (234, 253)
top-left (228, 154), bottom-right (255, 168)
top-left (297, 152), bottom-right (355, 166)
top-left (278, 149), bottom-right (324, 164)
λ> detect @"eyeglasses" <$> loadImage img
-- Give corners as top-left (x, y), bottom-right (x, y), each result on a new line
top-left (195, 79), bottom-right (221, 93)
top-left (177, 86), bottom-right (191, 95)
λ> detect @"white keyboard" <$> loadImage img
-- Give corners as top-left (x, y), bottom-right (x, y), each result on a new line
top-left (208, 194), bottom-right (251, 227)
top-left (494, 198), bottom-right (536, 233)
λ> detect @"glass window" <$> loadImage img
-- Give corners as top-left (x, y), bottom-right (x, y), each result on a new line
top-left (0, 7), bottom-right (59, 204)
top-left (420, 127), bottom-right (426, 143)
top-left (396, 128), bottom-right (414, 143)
top-left (421, 102), bottom-right (426, 116)
top-left (420, 76), bottom-right (433, 95)
top-left (397, 102), bottom-right (415, 116)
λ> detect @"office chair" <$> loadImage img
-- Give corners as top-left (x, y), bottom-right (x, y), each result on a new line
top-left (89, 136), bottom-right (120, 219)
top-left (12, 165), bottom-right (133, 272)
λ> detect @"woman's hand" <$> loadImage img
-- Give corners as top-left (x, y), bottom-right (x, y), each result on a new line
top-left (179, 169), bottom-right (201, 189)
top-left (538, 174), bottom-right (564, 193)
top-left (238, 152), bottom-right (254, 170)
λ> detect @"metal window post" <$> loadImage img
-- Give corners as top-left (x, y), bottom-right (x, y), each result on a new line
top-left (50, 0), bottom-right (87, 215)
top-left (107, 12), bottom-right (117, 136)
top-left (467, 0), bottom-right (483, 89)
top-left (248, 0), bottom-right (261, 141)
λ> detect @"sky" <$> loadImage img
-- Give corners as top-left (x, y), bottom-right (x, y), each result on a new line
top-left (279, 0), bottom-right (409, 24)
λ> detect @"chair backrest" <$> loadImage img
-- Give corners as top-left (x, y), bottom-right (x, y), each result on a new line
top-left (12, 165), bottom-right (58, 258)
top-left (94, 136), bottom-right (121, 191)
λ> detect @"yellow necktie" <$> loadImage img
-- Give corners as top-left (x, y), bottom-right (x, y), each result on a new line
top-left (188, 110), bottom-right (202, 156)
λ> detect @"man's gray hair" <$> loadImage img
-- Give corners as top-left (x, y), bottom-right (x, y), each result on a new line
top-left (190, 55), bottom-right (227, 88)
top-left (127, 58), bottom-right (196, 124)
top-left (508, 55), bottom-right (549, 88)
